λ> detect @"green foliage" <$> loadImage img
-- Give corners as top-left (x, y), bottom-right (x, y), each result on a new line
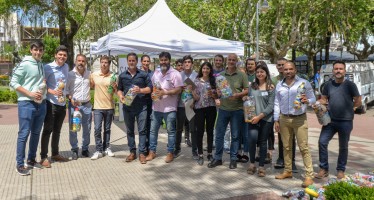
top-left (324, 181), bottom-right (374, 200)
top-left (42, 35), bottom-right (59, 63)
top-left (0, 88), bottom-right (17, 103)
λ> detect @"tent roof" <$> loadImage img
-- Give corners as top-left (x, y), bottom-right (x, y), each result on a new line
top-left (93, 0), bottom-right (244, 58)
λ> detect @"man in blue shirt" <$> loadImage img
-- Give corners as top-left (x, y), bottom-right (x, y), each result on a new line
top-left (40, 45), bottom-right (70, 168)
top-left (117, 53), bottom-right (152, 164)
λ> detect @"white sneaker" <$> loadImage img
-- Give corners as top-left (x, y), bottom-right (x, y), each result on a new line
top-left (105, 148), bottom-right (115, 157)
top-left (91, 151), bottom-right (103, 160)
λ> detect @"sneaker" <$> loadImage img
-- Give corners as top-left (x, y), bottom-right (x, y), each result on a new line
top-left (51, 154), bottom-right (69, 162)
top-left (40, 158), bottom-right (51, 168)
top-left (105, 148), bottom-right (115, 157)
top-left (192, 151), bottom-right (199, 160)
top-left (173, 149), bottom-right (181, 158)
top-left (26, 159), bottom-right (43, 169)
top-left (91, 151), bottom-right (103, 160)
top-left (81, 150), bottom-right (90, 157)
top-left (16, 166), bottom-right (30, 176)
top-left (71, 150), bottom-right (78, 160)
top-left (197, 155), bottom-right (204, 166)
top-left (207, 154), bottom-right (213, 162)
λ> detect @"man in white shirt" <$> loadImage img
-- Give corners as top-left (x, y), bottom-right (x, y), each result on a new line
top-left (66, 54), bottom-right (92, 160)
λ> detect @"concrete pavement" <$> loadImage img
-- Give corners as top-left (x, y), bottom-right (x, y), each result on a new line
top-left (0, 104), bottom-right (373, 200)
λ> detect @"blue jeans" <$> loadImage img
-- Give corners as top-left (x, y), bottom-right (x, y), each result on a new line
top-left (149, 111), bottom-right (176, 153)
top-left (93, 109), bottom-right (114, 152)
top-left (248, 120), bottom-right (272, 166)
top-left (68, 102), bottom-right (92, 151)
top-left (319, 120), bottom-right (353, 172)
top-left (16, 100), bottom-right (46, 167)
top-left (123, 105), bottom-right (147, 154)
top-left (214, 109), bottom-right (244, 161)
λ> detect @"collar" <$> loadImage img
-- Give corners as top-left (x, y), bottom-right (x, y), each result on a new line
top-left (126, 68), bottom-right (140, 75)
top-left (281, 75), bottom-right (300, 85)
top-left (224, 69), bottom-right (238, 76)
top-left (99, 70), bottom-right (112, 77)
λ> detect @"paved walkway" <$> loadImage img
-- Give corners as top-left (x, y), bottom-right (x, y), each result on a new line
top-left (0, 104), bottom-right (373, 200)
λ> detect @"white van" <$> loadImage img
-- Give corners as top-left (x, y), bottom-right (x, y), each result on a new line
top-left (319, 62), bottom-right (374, 112)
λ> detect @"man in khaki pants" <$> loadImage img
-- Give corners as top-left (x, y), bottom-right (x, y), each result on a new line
top-left (273, 61), bottom-right (316, 188)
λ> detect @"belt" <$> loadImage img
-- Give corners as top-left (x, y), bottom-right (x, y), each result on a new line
top-left (281, 113), bottom-right (306, 118)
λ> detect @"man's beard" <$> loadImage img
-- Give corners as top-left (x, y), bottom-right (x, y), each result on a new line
top-left (77, 64), bottom-right (85, 71)
top-left (161, 64), bottom-right (170, 72)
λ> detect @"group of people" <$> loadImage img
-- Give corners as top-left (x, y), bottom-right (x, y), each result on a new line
top-left (11, 41), bottom-right (361, 189)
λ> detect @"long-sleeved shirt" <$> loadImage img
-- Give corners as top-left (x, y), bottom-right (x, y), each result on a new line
top-left (249, 88), bottom-right (275, 122)
top-left (44, 61), bottom-right (69, 106)
top-left (66, 67), bottom-right (91, 103)
top-left (273, 76), bottom-right (315, 121)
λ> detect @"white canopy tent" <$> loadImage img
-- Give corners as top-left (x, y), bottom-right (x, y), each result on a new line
top-left (93, 0), bottom-right (244, 58)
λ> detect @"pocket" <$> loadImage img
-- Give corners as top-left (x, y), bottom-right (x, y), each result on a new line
top-left (18, 102), bottom-right (33, 120)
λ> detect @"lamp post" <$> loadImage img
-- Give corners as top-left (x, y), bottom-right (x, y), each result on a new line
top-left (255, 0), bottom-right (268, 62)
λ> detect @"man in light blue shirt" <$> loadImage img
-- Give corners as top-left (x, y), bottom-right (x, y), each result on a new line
top-left (274, 61), bottom-right (316, 188)
top-left (40, 45), bottom-right (70, 167)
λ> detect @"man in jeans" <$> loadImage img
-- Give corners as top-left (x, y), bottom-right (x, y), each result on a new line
top-left (315, 61), bottom-right (361, 179)
top-left (117, 53), bottom-right (151, 164)
top-left (66, 54), bottom-right (92, 159)
top-left (146, 52), bottom-right (183, 163)
top-left (208, 53), bottom-right (249, 169)
top-left (10, 41), bottom-right (47, 175)
top-left (90, 55), bottom-right (117, 160)
top-left (40, 45), bottom-right (70, 167)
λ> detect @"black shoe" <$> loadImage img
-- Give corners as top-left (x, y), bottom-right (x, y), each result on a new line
top-left (197, 156), bottom-right (204, 166)
top-left (274, 159), bottom-right (285, 169)
top-left (26, 159), bottom-right (43, 169)
top-left (241, 155), bottom-right (249, 163)
top-left (229, 160), bottom-right (237, 169)
top-left (207, 154), bottom-right (213, 162)
top-left (236, 154), bottom-right (243, 162)
top-left (192, 151), bottom-right (199, 160)
top-left (16, 166), bottom-right (30, 176)
top-left (185, 138), bottom-right (192, 147)
top-left (72, 150), bottom-right (78, 160)
top-left (255, 156), bottom-right (260, 162)
top-left (292, 163), bottom-right (299, 173)
top-left (174, 149), bottom-right (181, 158)
top-left (207, 159), bottom-right (222, 168)
top-left (81, 150), bottom-right (90, 157)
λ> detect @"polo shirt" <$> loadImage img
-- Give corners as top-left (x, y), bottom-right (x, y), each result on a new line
top-left (219, 70), bottom-right (249, 111)
top-left (91, 71), bottom-right (115, 109)
top-left (151, 67), bottom-right (183, 112)
top-left (117, 69), bottom-right (152, 109)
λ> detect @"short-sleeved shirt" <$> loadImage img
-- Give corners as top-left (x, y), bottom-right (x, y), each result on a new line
top-left (117, 69), bottom-right (152, 110)
top-left (322, 79), bottom-right (360, 120)
top-left (219, 70), bottom-right (249, 111)
top-left (44, 61), bottom-right (69, 106)
top-left (247, 73), bottom-right (256, 83)
top-left (151, 67), bottom-right (184, 113)
top-left (91, 71), bottom-right (115, 109)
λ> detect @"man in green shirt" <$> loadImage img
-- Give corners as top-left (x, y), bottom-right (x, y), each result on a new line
top-left (208, 53), bottom-right (249, 169)
top-left (245, 58), bottom-right (256, 83)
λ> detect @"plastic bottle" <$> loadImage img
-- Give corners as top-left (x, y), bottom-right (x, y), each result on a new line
top-left (151, 81), bottom-right (162, 101)
top-left (243, 96), bottom-right (256, 123)
top-left (122, 85), bottom-right (137, 106)
top-left (282, 189), bottom-right (305, 198)
top-left (71, 108), bottom-right (82, 132)
top-left (202, 82), bottom-right (211, 107)
top-left (313, 101), bottom-right (331, 125)
top-left (57, 78), bottom-right (65, 103)
top-left (108, 73), bottom-right (117, 94)
top-left (34, 80), bottom-right (46, 104)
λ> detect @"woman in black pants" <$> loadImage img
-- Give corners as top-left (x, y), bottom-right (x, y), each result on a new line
top-left (192, 62), bottom-right (217, 165)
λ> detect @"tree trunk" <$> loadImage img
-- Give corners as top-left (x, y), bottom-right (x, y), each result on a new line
top-left (324, 31), bottom-right (331, 64)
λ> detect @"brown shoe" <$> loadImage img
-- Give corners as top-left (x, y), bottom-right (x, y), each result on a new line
top-left (139, 154), bottom-right (147, 164)
top-left (51, 154), bottom-right (69, 162)
top-left (258, 167), bottom-right (266, 177)
top-left (247, 164), bottom-right (257, 175)
top-left (337, 170), bottom-right (345, 179)
top-left (40, 158), bottom-right (51, 168)
top-left (126, 152), bottom-right (137, 162)
top-left (165, 153), bottom-right (174, 163)
top-left (315, 168), bottom-right (329, 179)
top-left (301, 177), bottom-right (314, 188)
top-left (146, 151), bottom-right (156, 161)
top-left (275, 171), bottom-right (293, 179)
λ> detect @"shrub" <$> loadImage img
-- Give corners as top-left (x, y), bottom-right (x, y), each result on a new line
top-left (324, 181), bottom-right (374, 200)
top-left (0, 89), bottom-right (17, 103)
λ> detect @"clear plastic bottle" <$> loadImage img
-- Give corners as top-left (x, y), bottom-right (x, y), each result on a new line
top-left (108, 73), bottom-right (117, 94)
top-left (122, 85), bottom-right (137, 106)
top-left (202, 82), bottom-right (211, 107)
top-left (243, 96), bottom-right (256, 123)
top-left (71, 108), bottom-right (82, 132)
top-left (34, 80), bottom-right (46, 104)
top-left (57, 78), bottom-right (65, 103)
top-left (151, 81), bottom-right (162, 101)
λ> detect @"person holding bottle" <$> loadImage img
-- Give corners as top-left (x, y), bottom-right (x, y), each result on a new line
top-left (66, 54), bottom-right (92, 160)
top-left (244, 61), bottom-right (275, 177)
top-left (191, 62), bottom-right (218, 165)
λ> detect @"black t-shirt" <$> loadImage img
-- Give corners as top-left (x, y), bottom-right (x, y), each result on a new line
top-left (322, 80), bottom-right (360, 120)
